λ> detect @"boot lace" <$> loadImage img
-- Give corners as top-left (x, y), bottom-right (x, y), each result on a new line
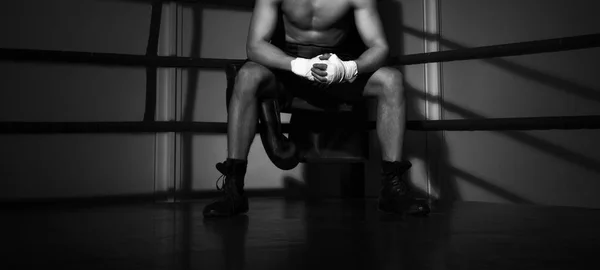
top-left (382, 163), bottom-right (412, 196)
top-left (215, 173), bottom-right (236, 203)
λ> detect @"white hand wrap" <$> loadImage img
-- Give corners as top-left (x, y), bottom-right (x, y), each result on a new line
top-left (290, 56), bottom-right (322, 81)
top-left (322, 54), bottom-right (358, 84)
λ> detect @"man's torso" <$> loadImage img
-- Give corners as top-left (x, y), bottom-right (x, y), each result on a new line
top-left (280, 0), bottom-right (356, 47)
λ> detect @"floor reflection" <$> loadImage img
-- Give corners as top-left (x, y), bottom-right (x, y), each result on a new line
top-left (3, 199), bottom-right (600, 270)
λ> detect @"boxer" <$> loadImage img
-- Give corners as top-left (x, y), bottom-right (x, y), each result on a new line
top-left (203, 0), bottom-right (429, 217)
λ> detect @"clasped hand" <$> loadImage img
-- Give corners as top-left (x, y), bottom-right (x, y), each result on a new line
top-left (310, 53), bottom-right (357, 85)
top-left (290, 53), bottom-right (357, 86)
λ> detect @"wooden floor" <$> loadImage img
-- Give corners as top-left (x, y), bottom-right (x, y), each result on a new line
top-left (3, 198), bottom-right (600, 270)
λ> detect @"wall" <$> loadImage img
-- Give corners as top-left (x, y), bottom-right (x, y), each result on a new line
top-left (439, 0), bottom-right (600, 208)
top-left (0, 0), bottom-right (156, 199)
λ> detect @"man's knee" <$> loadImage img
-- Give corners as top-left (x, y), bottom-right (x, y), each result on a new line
top-left (371, 67), bottom-right (404, 101)
top-left (234, 61), bottom-right (274, 98)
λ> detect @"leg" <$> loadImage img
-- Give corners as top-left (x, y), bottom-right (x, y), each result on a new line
top-left (363, 67), bottom-right (429, 216)
top-left (204, 61), bottom-right (278, 218)
top-left (228, 61), bottom-right (279, 160)
top-left (363, 67), bottom-right (406, 162)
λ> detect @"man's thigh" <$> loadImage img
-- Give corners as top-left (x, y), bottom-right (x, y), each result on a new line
top-left (238, 61), bottom-right (282, 98)
top-left (317, 72), bottom-right (374, 105)
top-left (362, 66), bottom-right (403, 98)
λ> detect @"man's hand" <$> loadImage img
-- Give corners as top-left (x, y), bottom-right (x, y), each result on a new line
top-left (290, 55), bottom-right (327, 81)
top-left (311, 53), bottom-right (358, 85)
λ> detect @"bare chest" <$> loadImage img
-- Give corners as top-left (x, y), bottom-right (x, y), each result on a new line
top-left (281, 0), bottom-right (353, 30)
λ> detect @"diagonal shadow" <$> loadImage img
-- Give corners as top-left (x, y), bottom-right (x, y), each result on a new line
top-left (382, 1), bottom-right (546, 205)
top-left (401, 25), bottom-right (600, 105)
top-left (401, 82), bottom-right (535, 204)
top-left (447, 166), bottom-right (534, 204)
top-left (380, 0), bottom-right (535, 205)
top-left (406, 85), bottom-right (600, 176)
top-left (400, 23), bottom-right (600, 176)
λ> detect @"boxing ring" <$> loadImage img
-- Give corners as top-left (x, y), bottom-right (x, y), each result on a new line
top-left (5, 2), bottom-right (600, 269)
top-left (1, 0), bottom-right (600, 200)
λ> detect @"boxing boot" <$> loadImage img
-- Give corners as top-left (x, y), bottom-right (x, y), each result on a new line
top-left (203, 159), bottom-right (249, 218)
top-left (258, 98), bottom-right (300, 170)
top-left (378, 160), bottom-right (430, 216)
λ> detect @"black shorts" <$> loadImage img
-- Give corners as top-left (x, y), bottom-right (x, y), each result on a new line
top-left (271, 42), bottom-right (373, 110)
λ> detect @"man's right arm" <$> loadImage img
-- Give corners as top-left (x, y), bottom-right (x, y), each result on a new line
top-left (246, 0), bottom-right (294, 71)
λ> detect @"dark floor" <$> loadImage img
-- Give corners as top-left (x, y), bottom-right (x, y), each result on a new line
top-left (2, 198), bottom-right (600, 270)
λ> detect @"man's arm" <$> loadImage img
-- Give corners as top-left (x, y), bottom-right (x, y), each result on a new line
top-left (246, 0), bottom-right (293, 71)
top-left (352, 0), bottom-right (389, 74)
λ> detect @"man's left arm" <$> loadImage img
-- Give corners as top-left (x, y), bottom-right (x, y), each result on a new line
top-left (352, 0), bottom-right (389, 74)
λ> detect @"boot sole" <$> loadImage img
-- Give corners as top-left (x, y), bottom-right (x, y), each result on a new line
top-left (203, 205), bottom-right (249, 218)
top-left (377, 200), bottom-right (431, 216)
top-left (203, 209), bottom-right (248, 218)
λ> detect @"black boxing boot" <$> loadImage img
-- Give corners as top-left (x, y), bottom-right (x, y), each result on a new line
top-left (378, 160), bottom-right (430, 216)
top-left (203, 159), bottom-right (249, 218)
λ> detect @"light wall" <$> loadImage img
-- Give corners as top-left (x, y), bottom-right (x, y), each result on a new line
top-left (439, 0), bottom-right (600, 208)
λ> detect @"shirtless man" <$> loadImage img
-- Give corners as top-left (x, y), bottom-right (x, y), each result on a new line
top-left (203, 0), bottom-right (429, 217)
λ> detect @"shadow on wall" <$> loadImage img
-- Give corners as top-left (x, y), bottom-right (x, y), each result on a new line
top-left (380, 0), bottom-right (598, 205)
top-left (402, 23), bottom-right (600, 204)
top-left (402, 25), bottom-right (600, 178)
top-left (174, 0), bottom-right (598, 206)
top-left (179, 3), bottom-right (204, 198)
